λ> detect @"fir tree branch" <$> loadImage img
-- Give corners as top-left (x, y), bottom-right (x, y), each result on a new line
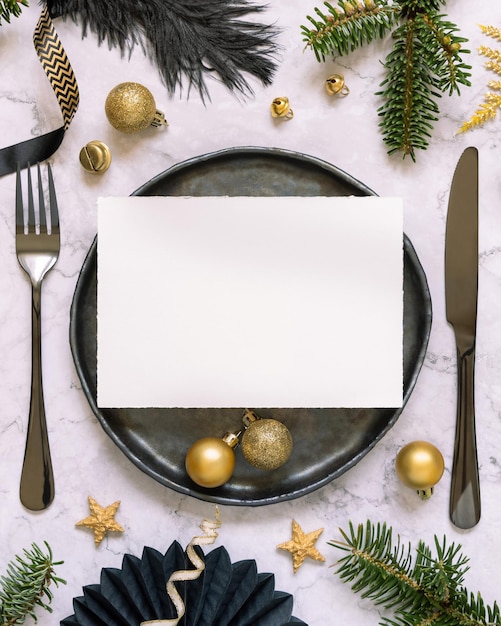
top-left (301, 0), bottom-right (471, 160)
top-left (329, 521), bottom-right (501, 626)
top-left (0, 541), bottom-right (66, 625)
top-left (301, 0), bottom-right (400, 61)
top-left (0, 0), bottom-right (28, 26)
top-left (376, 19), bottom-right (441, 161)
top-left (418, 14), bottom-right (470, 95)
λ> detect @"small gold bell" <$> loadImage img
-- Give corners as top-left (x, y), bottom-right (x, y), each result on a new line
top-left (79, 141), bottom-right (112, 174)
top-left (270, 97), bottom-right (294, 120)
top-left (325, 74), bottom-right (350, 97)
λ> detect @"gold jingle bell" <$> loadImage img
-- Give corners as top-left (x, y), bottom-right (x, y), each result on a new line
top-left (79, 140), bottom-right (112, 174)
top-left (105, 82), bottom-right (168, 134)
top-left (325, 74), bottom-right (350, 97)
top-left (270, 96), bottom-right (294, 120)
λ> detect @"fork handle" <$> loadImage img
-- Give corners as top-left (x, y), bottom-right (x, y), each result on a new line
top-left (20, 282), bottom-right (55, 511)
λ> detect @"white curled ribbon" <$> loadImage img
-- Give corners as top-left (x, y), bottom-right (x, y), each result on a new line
top-left (141, 507), bottom-right (221, 625)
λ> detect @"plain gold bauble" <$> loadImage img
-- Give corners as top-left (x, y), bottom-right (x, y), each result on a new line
top-left (104, 82), bottom-right (167, 134)
top-left (241, 418), bottom-right (293, 470)
top-left (185, 436), bottom-right (236, 488)
top-left (395, 441), bottom-right (445, 500)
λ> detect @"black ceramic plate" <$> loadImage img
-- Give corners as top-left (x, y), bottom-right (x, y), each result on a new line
top-left (69, 147), bottom-right (432, 506)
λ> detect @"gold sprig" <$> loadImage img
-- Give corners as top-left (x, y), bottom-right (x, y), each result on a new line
top-left (459, 25), bottom-right (501, 132)
top-left (458, 95), bottom-right (501, 133)
top-left (479, 45), bottom-right (501, 61)
top-left (484, 59), bottom-right (501, 76)
top-left (479, 24), bottom-right (501, 42)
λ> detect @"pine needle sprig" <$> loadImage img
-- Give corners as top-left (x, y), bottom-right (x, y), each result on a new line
top-left (0, 0), bottom-right (28, 26)
top-left (376, 20), bottom-right (442, 160)
top-left (329, 520), bottom-right (501, 626)
top-left (0, 541), bottom-right (66, 625)
top-left (301, 0), bottom-right (401, 61)
top-left (301, 0), bottom-right (471, 160)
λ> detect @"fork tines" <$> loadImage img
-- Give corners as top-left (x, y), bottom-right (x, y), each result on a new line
top-left (16, 163), bottom-right (59, 236)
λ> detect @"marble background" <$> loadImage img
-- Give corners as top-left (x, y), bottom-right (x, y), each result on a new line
top-left (1, 1), bottom-right (501, 624)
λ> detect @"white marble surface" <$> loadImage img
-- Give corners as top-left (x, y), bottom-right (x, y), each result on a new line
top-left (1, 1), bottom-right (501, 624)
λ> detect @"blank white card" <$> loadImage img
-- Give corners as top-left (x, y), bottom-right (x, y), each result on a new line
top-left (97, 196), bottom-right (403, 408)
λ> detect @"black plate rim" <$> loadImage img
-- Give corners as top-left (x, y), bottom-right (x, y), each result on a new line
top-left (69, 146), bottom-right (432, 505)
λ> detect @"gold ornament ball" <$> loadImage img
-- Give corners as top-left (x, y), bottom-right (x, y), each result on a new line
top-left (185, 436), bottom-right (236, 488)
top-left (241, 418), bottom-right (293, 470)
top-left (395, 441), bottom-right (445, 500)
top-left (105, 82), bottom-right (165, 134)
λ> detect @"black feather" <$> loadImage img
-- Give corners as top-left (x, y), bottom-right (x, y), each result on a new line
top-left (45, 0), bottom-right (280, 101)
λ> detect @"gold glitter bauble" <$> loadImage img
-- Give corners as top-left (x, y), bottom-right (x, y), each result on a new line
top-left (395, 441), bottom-right (445, 500)
top-left (241, 418), bottom-right (293, 470)
top-left (185, 434), bottom-right (238, 488)
top-left (105, 82), bottom-right (167, 134)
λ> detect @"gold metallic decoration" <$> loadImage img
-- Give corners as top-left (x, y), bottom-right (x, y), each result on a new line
top-left (270, 96), bottom-right (294, 120)
top-left (325, 74), bottom-right (350, 97)
top-left (105, 82), bottom-right (168, 134)
top-left (75, 496), bottom-right (125, 545)
top-left (395, 441), bottom-right (445, 500)
top-left (241, 409), bottom-right (293, 470)
top-left (141, 508), bottom-right (221, 626)
top-left (277, 519), bottom-right (326, 573)
top-left (185, 432), bottom-right (240, 488)
top-left (79, 140), bottom-right (112, 174)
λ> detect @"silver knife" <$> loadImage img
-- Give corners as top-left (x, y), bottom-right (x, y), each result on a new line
top-left (445, 146), bottom-right (480, 529)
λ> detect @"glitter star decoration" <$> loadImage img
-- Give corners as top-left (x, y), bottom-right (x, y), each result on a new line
top-left (76, 496), bottom-right (124, 545)
top-left (277, 519), bottom-right (326, 573)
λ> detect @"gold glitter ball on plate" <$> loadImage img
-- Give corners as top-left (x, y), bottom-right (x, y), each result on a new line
top-left (241, 414), bottom-right (292, 470)
top-left (105, 82), bottom-right (168, 134)
top-left (76, 496), bottom-right (124, 545)
top-left (277, 519), bottom-right (326, 573)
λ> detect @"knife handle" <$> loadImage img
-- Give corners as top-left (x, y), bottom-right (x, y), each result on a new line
top-left (450, 340), bottom-right (481, 529)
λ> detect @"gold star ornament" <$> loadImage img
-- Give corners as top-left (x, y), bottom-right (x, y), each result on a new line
top-left (76, 496), bottom-right (124, 545)
top-left (277, 519), bottom-right (326, 573)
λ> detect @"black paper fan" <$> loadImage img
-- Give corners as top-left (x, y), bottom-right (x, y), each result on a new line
top-left (61, 541), bottom-right (307, 625)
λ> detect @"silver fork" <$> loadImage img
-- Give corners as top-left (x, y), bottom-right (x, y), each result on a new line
top-left (16, 163), bottom-right (60, 511)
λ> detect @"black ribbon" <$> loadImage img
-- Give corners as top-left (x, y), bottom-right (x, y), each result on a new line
top-left (0, 3), bottom-right (79, 176)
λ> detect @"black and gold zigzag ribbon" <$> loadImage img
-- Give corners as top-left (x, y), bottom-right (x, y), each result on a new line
top-left (0, 2), bottom-right (79, 176)
top-left (34, 3), bottom-right (79, 131)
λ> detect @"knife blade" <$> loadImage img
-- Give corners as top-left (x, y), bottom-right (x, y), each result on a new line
top-left (445, 146), bottom-right (480, 529)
